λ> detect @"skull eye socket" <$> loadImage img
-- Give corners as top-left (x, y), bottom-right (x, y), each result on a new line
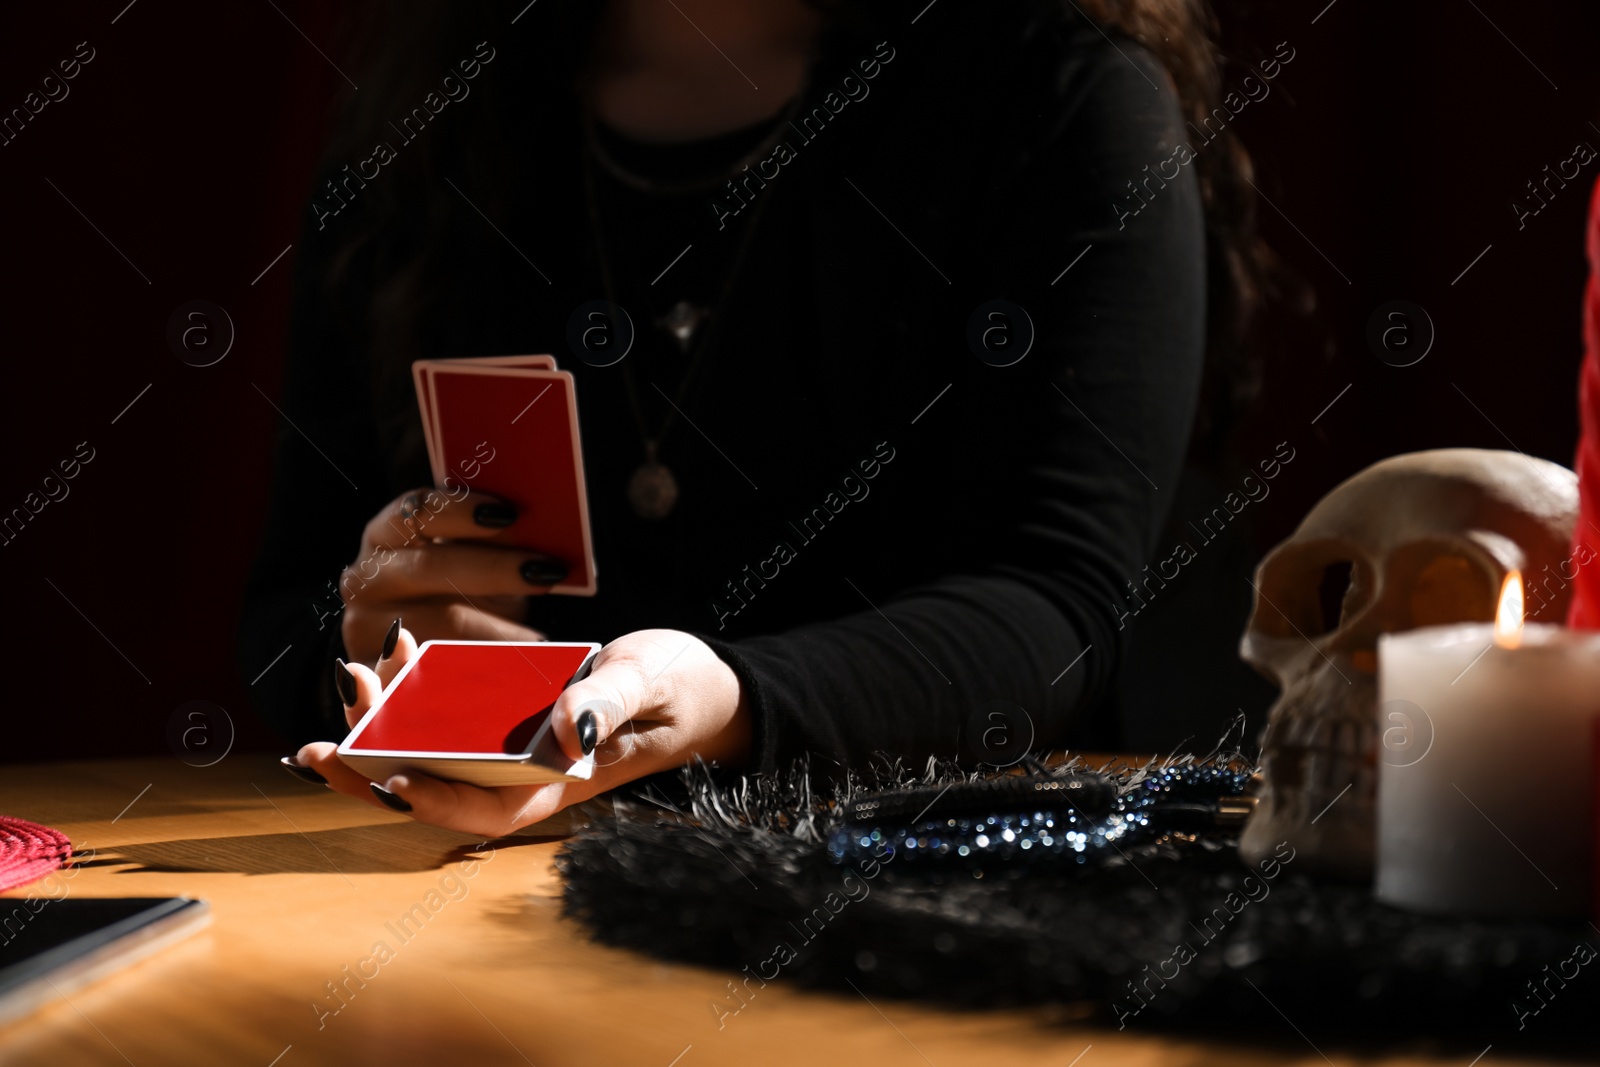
top-left (1253, 546), bottom-right (1369, 638)
top-left (1398, 551), bottom-right (1495, 628)
top-left (1316, 561), bottom-right (1354, 634)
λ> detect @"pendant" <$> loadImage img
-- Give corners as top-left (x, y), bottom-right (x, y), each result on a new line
top-left (656, 301), bottom-right (710, 354)
top-left (628, 441), bottom-right (679, 520)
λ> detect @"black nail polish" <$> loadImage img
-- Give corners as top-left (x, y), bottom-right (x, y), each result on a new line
top-left (474, 501), bottom-right (518, 528)
top-left (381, 617), bottom-right (401, 660)
top-left (399, 491), bottom-right (423, 522)
top-left (520, 558), bottom-right (569, 586)
top-left (334, 658), bottom-right (357, 706)
top-left (577, 710), bottom-right (598, 755)
top-left (280, 755), bottom-right (328, 785)
top-left (371, 783), bottom-right (413, 812)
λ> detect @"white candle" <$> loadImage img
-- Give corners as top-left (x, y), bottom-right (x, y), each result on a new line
top-left (1376, 573), bottom-right (1599, 916)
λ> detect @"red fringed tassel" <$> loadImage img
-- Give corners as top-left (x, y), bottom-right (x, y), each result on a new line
top-left (1568, 176), bottom-right (1600, 629)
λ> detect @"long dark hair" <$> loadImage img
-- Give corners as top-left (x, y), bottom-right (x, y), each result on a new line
top-left (312, 0), bottom-right (1290, 473)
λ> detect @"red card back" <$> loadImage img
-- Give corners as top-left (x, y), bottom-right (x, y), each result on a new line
top-left (413, 356), bottom-right (557, 485)
top-left (431, 365), bottom-right (596, 594)
top-left (345, 642), bottom-right (594, 754)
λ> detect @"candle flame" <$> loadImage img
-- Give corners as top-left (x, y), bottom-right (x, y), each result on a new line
top-left (1494, 570), bottom-right (1524, 648)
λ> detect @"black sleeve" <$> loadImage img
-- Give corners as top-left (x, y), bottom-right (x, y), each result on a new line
top-left (235, 186), bottom-right (394, 746)
top-left (687, 41), bottom-right (1208, 775)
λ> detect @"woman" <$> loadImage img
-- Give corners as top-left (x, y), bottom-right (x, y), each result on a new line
top-left (241, 0), bottom-right (1268, 836)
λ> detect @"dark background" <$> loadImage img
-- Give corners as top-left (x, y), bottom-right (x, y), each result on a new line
top-left (2, 0), bottom-right (1597, 763)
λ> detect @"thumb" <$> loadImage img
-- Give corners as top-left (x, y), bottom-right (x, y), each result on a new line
top-left (549, 659), bottom-right (651, 763)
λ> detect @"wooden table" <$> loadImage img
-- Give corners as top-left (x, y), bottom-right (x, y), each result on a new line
top-left (0, 755), bottom-right (1582, 1066)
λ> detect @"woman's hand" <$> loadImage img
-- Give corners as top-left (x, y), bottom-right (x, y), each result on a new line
top-left (291, 624), bottom-right (752, 837)
top-left (339, 488), bottom-right (571, 663)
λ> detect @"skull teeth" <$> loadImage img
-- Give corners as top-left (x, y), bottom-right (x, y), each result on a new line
top-left (1264, 715), bottom-right (1375, 758)
top-left (1245, 651), bottom-right (1384, 874)
top-left (1306, 716), bottom-right (1334, 752)
top-left (1330, 718), bottom-right (1363, 756)
top-left (1258, 718), bottom-right (1377, 819)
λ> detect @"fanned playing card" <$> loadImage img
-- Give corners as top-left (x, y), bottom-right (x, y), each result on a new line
top-left (414, 355), bottom-right (557, 484)
top-left (412, 356), bottom-right (596, 596)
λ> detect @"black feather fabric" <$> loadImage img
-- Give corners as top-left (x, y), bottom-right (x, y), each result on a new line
top-left (555, 754), bottom-right (1597, 1055)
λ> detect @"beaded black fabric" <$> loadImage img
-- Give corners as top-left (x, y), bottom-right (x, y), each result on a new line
top-left (827, 764), bottom-right (1251, 869)
top-left (555, 754), bottom-right (1596, 1056)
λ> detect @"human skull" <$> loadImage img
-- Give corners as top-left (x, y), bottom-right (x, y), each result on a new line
top-left (1238, 449), bottom-right (1578, 878)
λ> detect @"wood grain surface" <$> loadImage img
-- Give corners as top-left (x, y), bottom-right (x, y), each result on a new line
top-left (0, 755), bottom-right (1580, 1066)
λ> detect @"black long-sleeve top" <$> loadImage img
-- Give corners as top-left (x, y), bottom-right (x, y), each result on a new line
top-left (237, 3), bottom-right (1206, 774)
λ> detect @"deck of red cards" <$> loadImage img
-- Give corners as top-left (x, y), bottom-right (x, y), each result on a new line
top-left (338, 640), bottom-right (601, 786)
top-left (414, 354), bottom-right (597, 595)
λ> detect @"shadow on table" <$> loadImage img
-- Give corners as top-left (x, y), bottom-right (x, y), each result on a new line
top-left (100, 823), bottom-right (557, 876)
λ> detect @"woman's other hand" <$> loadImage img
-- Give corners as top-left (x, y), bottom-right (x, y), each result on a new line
top-left (338, 488), bottom-right (567, 663)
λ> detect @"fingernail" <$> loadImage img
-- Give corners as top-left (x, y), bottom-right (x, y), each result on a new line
top-left (280, 755), bottom-right (328, 786)
top-left (334, 658), bottom-right (358, 706)
top-left (577, 710), bottom-right (598, 755)
top-left (371, 782), bottom-right (413, 812)
top-left (474, 501), bottom-right (518, 528)
top-left (521, 558), bottom-right (569, 586)
top-left (381, 617), bottom-right (402, 660)
top-left (399, 491), bottom-right (423, 522)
